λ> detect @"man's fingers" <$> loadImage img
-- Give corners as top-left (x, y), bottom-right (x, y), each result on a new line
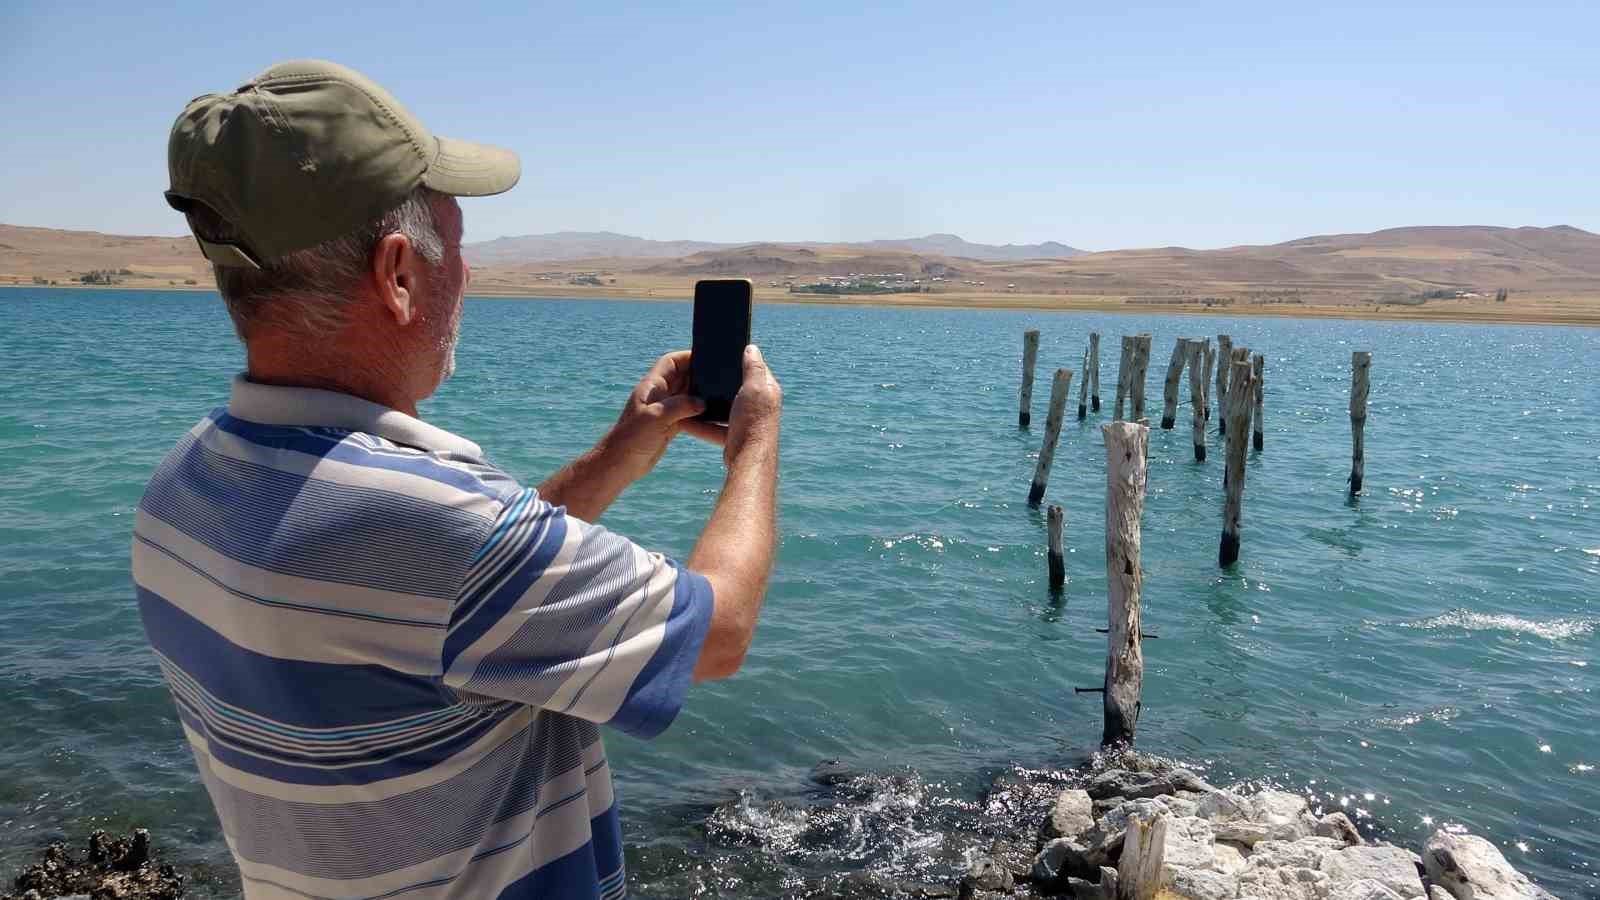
top-left (654, 393), bottom-right (705, 423)
top-left (648, 350), bottom-right (693, 389)
top-left (680, 419), bottom-right (728, 446)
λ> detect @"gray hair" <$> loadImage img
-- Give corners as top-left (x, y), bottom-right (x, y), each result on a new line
top-left (187, 187), bottom-right (447, 339)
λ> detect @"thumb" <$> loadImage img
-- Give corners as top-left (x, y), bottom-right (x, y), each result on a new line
top-left (742, 344), bottom-right (767, 376)
top-left (655, 393), bottom-right (706, 423)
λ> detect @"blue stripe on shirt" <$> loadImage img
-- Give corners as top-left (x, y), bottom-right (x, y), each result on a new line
top-left (140, 587), bottom-right (448, 728)
top-left (444, 514), bottom-right (569, 673)
top-left (605, 564), bottom-right (715, 739)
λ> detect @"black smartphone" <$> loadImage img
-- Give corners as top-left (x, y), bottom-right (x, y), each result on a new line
top-left (689, 279), bottom-right (753, 424)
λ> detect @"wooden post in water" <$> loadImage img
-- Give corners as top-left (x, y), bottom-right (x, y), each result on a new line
top-left (1187, 340), bottom-right (1207, 462)
top-left (1219, 353), bottom-right (1255, 566)
top-left (1252, 353), bottom-right (1265, 452)
top-left (1214, 334), bottom-right (1233, 435)
top-left (1077, 344), bottom-right (1090, 420)
top-left (1047, 504), bottom-right (1065, 590)
top-left (1028, 368), bottom-right (1074, 506)
top-left (1089, 332), bottom-right (1102, 413)
top-left (1101, 421), bottom-right (1148, 748)
top-left (1349, 351), bottom-right (1371, 494)
top-left (1019, 329), bottom-right (1040, 428)
top-left (1159, 337), bottom-right (1191, 429)
top-left (1201, 340), bottom-right (1215, 422)
top-left (1113, 335), bottom-right (1135, 421)
top-left (1129, 334), bottom-right (1153, 423)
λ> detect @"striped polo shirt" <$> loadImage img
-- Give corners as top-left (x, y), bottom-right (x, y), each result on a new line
top-left (132, 376), bottom-right (713, 900)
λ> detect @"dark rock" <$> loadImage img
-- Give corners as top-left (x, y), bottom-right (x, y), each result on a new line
top-left (960, 854), bottom-right (1014, 894)
top-left (990, 838), bottom-right (1036, 882)
top-left (1065, 867), bottom-right (1117, 899)
top-left (1085, 767), bottom-right (1211, 801)
top-left (897, 881), bottom-right (960, 899)
top-left (1315, 811), bottom-right (1365, 847)
top-left (810, 759), bottom-right (857, 787)
top-left (1031, 838), bottom-right (1096, 887)
top-left (1065, 876), bottom-right (1105, 899)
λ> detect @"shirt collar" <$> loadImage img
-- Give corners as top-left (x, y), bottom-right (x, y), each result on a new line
top-left (227, 374), bottom-right (484, 461)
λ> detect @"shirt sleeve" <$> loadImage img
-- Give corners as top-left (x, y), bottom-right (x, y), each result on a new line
top-left (441, 487), bottom-right (714, 739)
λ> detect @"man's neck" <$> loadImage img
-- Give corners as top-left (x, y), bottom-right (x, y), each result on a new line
top-left (245, 341), bottom-right (420, 417)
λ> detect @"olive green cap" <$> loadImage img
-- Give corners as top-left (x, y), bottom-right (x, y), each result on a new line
top-left (165, 59), bottom-right (520, 268)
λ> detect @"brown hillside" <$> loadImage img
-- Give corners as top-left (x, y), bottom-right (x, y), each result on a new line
top-left (4, 222), bottom-right (1596, 319)
top-left (0, 224), bottom-right (207, 284)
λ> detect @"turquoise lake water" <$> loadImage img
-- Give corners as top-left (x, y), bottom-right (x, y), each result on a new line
top-left (0, 288), bottom-right (1595, 897)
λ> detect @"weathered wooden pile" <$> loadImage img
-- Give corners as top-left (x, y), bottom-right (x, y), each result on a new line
top-left (1015, 329), bottom-right (1374, 750)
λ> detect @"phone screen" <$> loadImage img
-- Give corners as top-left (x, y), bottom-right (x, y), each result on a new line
top-left (689, 279), bottom-right (753, 424)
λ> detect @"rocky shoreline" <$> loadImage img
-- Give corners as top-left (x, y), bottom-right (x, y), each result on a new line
top-left (4, 753), bottom-right (1560, 899)
top-left (952, 753), bottom-right (1557, 900)
top-left (2, 830), bottom-right (185, 900)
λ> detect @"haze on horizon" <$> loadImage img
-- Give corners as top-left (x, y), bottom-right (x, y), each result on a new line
top-left (1, 1), bottom-right (1595, 252)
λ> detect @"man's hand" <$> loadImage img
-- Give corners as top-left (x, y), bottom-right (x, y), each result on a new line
top-left (540, 350), bottom-right (728, 521)
top-left (724, 345), bottom-right (782, 467)
top-left (604, 350), bottom-right (726, 485)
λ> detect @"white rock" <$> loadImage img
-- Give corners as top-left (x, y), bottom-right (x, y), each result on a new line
top-left (1336, 879), bottom-right (1405, 900)
top-left (1236, 864), bottom-right (1330, 900)
top-left (1246, 837), bottom-right (1343, 871)
top-left (1204, 790), bottom-right (1315, 846)
top-left (1214, 820), bottom-right (1272, 846)
top-left (1428, 887), bottom-right (1453, 900)
top-left (1162, 816), bottom-right (1219, 872)
top-left (1158, 794), bottom-right (1202, 819)
top-left (1320, 845), bottom-right (1425, 899)
top-left (1423, 831), bottom-right (1557, 900)
top-left (1196, 789), bottom-right (1252, 823)
top-left (1213, 841), bottom-right (1248, 876)
top-left (1167, 865), bottom-right (1239, 900)
top-left (1250, 791), bottom-right (1311, 831)
top-left (1043, 788), bottom-right (1095, 841)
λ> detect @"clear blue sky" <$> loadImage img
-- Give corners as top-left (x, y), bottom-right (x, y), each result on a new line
top-left (2, 1), bottom-right (1595, 251)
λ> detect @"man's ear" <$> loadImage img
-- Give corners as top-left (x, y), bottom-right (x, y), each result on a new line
top-left (372, 233), bottom-right (422, 326)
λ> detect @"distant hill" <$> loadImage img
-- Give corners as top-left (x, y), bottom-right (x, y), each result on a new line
top-left (637, 243), bottom-right (965, 280)
top-left (617, 224), bottom-right (1600, 298)
top-left (855, 233), bottom-right (1085, 260)
top-left (465, 231), bottom-right (729, 265)
top-left (463, 231), bottom-right (1085, 265)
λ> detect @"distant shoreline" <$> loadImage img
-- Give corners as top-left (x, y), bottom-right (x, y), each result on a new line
top-left (5, 281), bottom-right (1598, 327)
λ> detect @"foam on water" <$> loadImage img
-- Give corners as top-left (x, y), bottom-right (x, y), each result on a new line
top-left (1396, 610), bottom-right (1596, 641)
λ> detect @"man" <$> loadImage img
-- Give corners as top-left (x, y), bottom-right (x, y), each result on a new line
top-left (133, 60), bottom-right (780, 899)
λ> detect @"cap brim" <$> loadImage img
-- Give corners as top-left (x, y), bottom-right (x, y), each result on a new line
top-left (424, 136), bottom-right (521, 197)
